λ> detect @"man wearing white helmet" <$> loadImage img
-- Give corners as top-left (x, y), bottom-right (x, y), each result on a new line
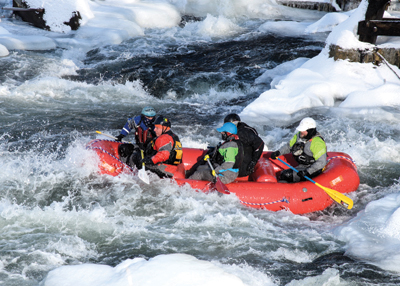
top-left (270, 117), bottom-right (327, 183)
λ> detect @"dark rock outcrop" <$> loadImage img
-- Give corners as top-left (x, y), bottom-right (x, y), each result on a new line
top-left (11, 0), bottom-right (81, 31)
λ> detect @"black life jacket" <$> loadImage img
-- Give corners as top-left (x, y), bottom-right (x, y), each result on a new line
top-left (291, 132), bottom-right (325, 165)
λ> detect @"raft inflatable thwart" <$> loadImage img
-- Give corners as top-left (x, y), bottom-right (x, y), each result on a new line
top-left (86, 139), bottom-right (359, 214)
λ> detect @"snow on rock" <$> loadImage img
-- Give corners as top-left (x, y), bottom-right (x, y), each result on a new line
top-left (0, 43), bottom-right (9, 56)
top-left (24, 0), bottom-right (94, 33)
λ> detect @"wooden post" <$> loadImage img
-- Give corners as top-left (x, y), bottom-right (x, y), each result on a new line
top-left (358, 0), bottom-right (390, 44)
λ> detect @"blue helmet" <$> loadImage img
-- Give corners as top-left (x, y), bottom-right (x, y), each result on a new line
top-left (141, 106), bottom-right (156, 117)
top-left (216, 122), bottom-right (237, 134)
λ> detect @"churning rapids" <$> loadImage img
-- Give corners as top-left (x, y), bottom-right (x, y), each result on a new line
top-left (2, 1), bottom-right (400, 285)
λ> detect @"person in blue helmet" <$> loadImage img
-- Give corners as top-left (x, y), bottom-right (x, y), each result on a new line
top-left (223, 113), bottom-right (264, 176)
top-left (117, 106), bottom-right (157, 166)
top-left (188, 122), bottom-right (244, 185)
top-left (116, 106), bottom-right (156, 147)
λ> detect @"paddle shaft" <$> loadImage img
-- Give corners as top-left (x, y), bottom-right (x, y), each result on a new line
top-left (96, 131), bottom-right (117, 140)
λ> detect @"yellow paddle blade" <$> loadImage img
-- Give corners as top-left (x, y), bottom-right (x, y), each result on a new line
top-left (315, 182), bottom-right (353, 209)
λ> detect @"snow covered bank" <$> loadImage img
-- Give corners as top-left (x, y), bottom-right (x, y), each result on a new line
top-left (241, 51), bottom-right (400, 122)
top-left (241, 0), bottom-right (400, 122)
top-left (22, 0), bottom-right (93, 33)
top-left (0, 0), bottom-right (180, 51)
top-left (40, 254), bottom-right (249, 286)
top-left (334, 191), bottom-right (400, 273)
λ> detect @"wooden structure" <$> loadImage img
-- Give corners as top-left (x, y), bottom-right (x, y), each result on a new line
top-left (278, 0), bottom-right (361, 12)
top-left (358, 0), bottom-right (400, 44)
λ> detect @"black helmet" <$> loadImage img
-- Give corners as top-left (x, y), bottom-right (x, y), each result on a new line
top-left (154, 116), bottom-right (171, 128)
top-left (224, 113), bottom-right (241, 123)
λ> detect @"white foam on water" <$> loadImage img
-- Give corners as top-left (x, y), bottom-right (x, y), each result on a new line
top-left (258, 21), bottom-right (312, 37)
top-left (183, 14), bottom-right (244, 39)
top-left (286, 268), bottom-right (341, 286)
top-left (1, 76), bottom-right (156, 106)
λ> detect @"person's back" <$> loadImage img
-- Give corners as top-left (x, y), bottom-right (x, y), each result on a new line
top-left (224, 114), bottom-right (264, 177)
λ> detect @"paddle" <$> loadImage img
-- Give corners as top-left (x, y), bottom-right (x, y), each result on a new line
top-left (204, 155), bottom-right (230, 195)
top-left (139, 149), bottom-right (150, 184)
top-left (275, 157), bottom-right (353, 210)
top-left (96, 130), bottom-right (118, 140)
top-left (95, 131), bottom-right (149, 184)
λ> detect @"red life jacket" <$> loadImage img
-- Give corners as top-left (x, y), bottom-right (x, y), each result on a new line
top-left (148, 130), bottom-right (183, 165)
top-left (135, 118), bottom-right (156, 148)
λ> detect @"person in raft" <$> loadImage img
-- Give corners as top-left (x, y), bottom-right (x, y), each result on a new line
top-left (139, 116), bottom-right (183, 178)
top-left (223, 113), bottom-right (264, 176)
top-left (270, 117), bottom-right (327, 183)
top-left (117, 106), bottom-right (157, 167)
top-left (189, 122), bottom-right (244, 185)
top-left (116, 106), bottom-right (157, 147)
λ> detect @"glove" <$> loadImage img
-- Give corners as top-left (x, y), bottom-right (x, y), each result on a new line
top-left (137, 142), bottom-right (144, 150)
top-left (271, 151), bottom-right (280, 160)
top-left (141, 156), bottom-right (154, 166)
top-left (116, 134), bottom-right (125, 142)
top-left (246, 160), bottom-right (257, 174)
top-left (297, 170), bottom-right (309, 180)
top-left (206, 146), bottom-right (216, 154)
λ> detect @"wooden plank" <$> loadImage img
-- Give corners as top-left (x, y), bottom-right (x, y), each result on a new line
top-left (358, 19), bottom-right (400, 39)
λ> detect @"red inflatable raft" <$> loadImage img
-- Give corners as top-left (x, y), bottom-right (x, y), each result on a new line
top-left (86, 139), bottom-right (359, 214)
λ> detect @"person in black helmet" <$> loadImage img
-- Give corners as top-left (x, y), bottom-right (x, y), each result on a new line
top-left (223, 113), bottom-right (264, 177)
top-left (138, 116), bottom-right (183, 178)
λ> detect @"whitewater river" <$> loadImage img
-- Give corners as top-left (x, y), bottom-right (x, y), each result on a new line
top-left (1, 2), bottom-right (400, 286)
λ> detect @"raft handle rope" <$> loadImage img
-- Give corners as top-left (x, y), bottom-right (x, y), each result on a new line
top-left (240, 197), bottom-right (289, 206)
top-left (327, 155), bottom-right (357, 170)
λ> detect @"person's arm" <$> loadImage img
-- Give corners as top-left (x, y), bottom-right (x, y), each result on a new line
top-left (150, 135), bottom-right (173, 164)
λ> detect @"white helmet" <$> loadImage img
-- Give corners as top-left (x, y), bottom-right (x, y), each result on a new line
top-left (296, 117), bottom-right (316, 132)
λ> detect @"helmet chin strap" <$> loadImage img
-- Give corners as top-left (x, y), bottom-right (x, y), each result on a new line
top-left (162, 126), bottom-right (170, 134)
